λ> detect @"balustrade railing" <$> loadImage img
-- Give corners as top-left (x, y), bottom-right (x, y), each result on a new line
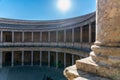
top-left (0, 42), bottom-right (93, 51)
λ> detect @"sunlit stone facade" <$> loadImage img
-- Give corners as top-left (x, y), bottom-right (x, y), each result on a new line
top-left (0, 12), bottom-right (95, 69)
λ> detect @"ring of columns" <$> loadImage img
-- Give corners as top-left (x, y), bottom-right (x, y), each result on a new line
top-left (0, 12), bottom-right (96, 68)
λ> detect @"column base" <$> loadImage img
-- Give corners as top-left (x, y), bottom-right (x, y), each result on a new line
top-left (64, 65), bottom-right (110, 80)
top-left (76, 56), bottom-right (120, 80)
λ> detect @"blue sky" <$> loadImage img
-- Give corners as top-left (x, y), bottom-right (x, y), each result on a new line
top-left (0, 0), bottom-right (96, 20)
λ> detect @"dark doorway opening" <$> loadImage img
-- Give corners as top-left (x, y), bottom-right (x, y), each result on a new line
top-left (4, 52), bottom-right (12, 66)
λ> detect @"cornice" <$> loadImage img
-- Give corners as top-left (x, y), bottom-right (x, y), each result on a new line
top-left (0, 12), bottom-right (95, 25)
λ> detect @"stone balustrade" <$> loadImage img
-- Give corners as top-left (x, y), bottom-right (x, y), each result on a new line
top-left (0, 42), bottom-right (93, 51)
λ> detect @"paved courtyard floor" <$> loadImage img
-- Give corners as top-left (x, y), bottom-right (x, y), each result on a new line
top-left (0, 66), bottom-right (66, 80)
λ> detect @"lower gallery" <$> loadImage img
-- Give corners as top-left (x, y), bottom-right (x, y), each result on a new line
top-left (0, 12), bottom-right (95, 80)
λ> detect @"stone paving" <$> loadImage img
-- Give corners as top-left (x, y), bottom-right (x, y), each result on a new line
top-left (0, 66), bottom-right (66, 80)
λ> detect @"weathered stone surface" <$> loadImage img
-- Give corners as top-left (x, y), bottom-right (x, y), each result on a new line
top-left (64, 0), bottom-right (120, 80)
top-left (64, 65), bottom-right (110, 80)
top-left (96, 0), bottom-right (120, 44)
top-left (76, 56), bottom-right (120, 80)
top-left (90, 1), bottom-right (120, 79)
top-left (64, 65), bottom-right (79, 80)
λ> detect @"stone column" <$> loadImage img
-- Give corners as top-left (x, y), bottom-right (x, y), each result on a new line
top-left (56, 52), bottom-right (58, 68)
top-left (11, 51), bottom-right (14, 67)
top-left (72, 29), bottom-right (74, 42)
top-left (22, 51), bottom-right (24, 66)
top-left (64, 53), bottom-right (66, 67)
top-left (40, 32), bottom-right (42, 42)
top-left (91, 0), bottom-right (120, 78)
top-left (22, 31), bottom-right (24, 42)
top-left (64, 1), bottom-right (120, 79)
top-left (40, 51), bottom-right (42, 67)
top-left (80, 27), bottom-right (82, 42)
top-left (31, 51), bottom-right (33, 66)
top-left (76, 0), bottom-right (120, 79)
top-left (0, 51), bottom-right (2, 68)
top-left (89, 23), bottom-right (91, 43)
top-left (12, 31), bottom-right (14, 42)
top-left (48, 31), bottom-right (50, 42)
top-left (64, 30), bottom-right (66, 42)
top-left (32, 32), bottom-right (33, 42)
top-left (0, 31), bottom-right (2, 42)
top-left (48, 51), bottom-right (50, 67)
top-left (56, 31), bottom-right (58, 42)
